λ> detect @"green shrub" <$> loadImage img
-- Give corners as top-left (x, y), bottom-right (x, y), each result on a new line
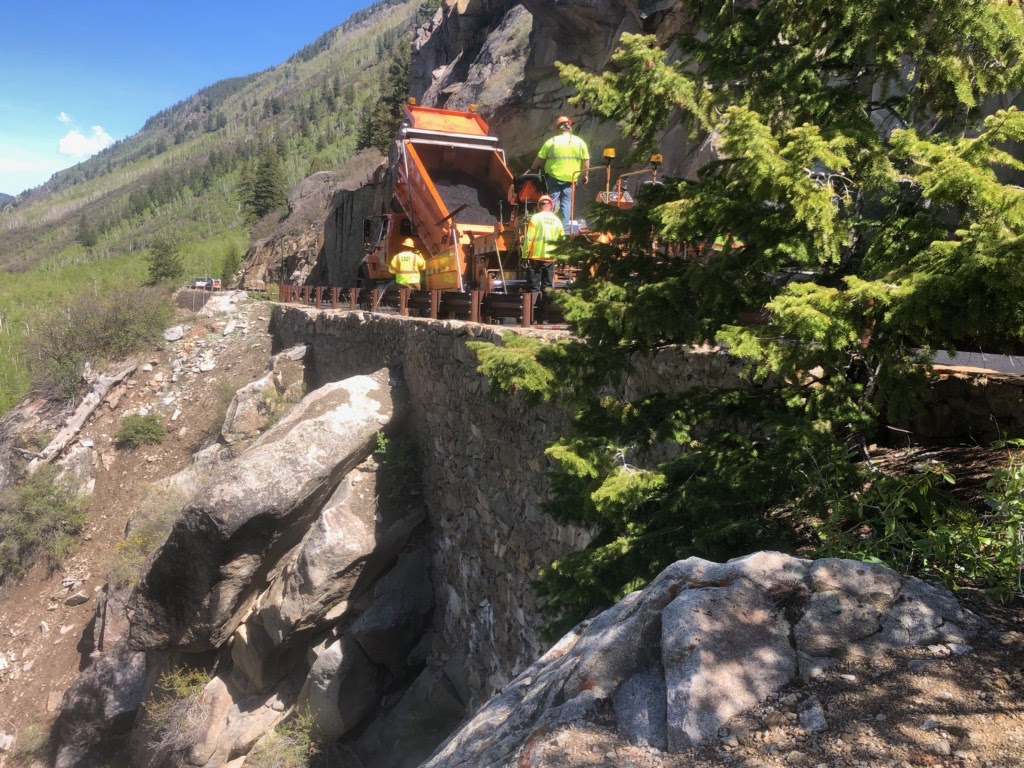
top-left (26, 286), bottom-right (174, 401)
top-left (247, 709), bottom-right (319, 768)
top-left (115, 413), bottom-right (166, 448)
top-left (143, 667), bottom-right (210, 754)
top-left (12, 719), bottom-right (53, 763)
top-left (817, 448), bottom-right (1024, 599)
top-left (107, 488), bottom-right (188, 588)
top-left (374, 430), bottom-right (421, 501)
top-left (0, 465), bottom-right (88, 583)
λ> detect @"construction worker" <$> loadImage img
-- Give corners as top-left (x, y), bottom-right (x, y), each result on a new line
top-left (529, 115), bottom-right (590, 233)
top-left (389, 237), bottom-right (426, 290)
top-left (711, 233), bottom-right (745, 254)
top-left (522, 195), bottom-right (565, 292)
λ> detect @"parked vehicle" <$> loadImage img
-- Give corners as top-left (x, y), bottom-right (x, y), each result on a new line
top-left (361, 102), bottom-right (550, 294)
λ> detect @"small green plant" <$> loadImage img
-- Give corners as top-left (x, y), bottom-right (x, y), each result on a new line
top-left (260, 388), bottom-right (300, 430)
top-left (144, 667), bottom-right (210, 754)
top-left (374, 430), bottom-right (420, 501)
top-left (980, 441), bottom-right (1024, 596)
top-left (107, 487), bottom-right (188, 588)
top-left (115, 413), bottom-right (166, 448)
top-left (12, 719), bottom-right (53, 763)
top-left (817, 447), bottom-right (1024, 599)
top-left (247, 708), bottom-right (320, 768)
top-left (0, 465), bottom-right (88, 583)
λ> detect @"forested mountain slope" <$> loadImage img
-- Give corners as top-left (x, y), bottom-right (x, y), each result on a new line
top-left (0, 0), bottom-right (432, 412)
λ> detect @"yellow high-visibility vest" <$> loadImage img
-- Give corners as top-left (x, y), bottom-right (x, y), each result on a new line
top-left (523, 211), bottom-right (566, 262)
top-left (537, 133), bottom-right (590, 183)
top-left (389, 250), bottom-right (426, 285)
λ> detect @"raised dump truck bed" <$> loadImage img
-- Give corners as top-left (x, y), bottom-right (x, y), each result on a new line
top-left (363, 104), bottom-right (525, 292)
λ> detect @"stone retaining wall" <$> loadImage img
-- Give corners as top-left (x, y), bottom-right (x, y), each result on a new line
top-left (271, 305), bottom-right (748, 707)
top-left (271, 305), bottom-right (1024, 708)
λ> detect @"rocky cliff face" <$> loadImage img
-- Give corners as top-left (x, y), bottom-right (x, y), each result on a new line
top-left (313, 0), bottom-right (712, 289)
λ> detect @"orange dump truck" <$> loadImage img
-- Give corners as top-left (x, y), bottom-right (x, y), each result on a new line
top-left (362, 104), bottom-right (541, 292)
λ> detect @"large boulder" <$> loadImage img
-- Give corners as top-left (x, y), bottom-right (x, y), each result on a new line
top-left (422, 552), bottom-right (985, 766)
top-left (220, 344), bottom-right (307, 443)
top-left (299, 635), bottom-right (382, 740)
top-left (350, 546), bottom-right (434, 679)
top-left (53, 640), bottom-right (148, 768)
top-left (256, 478), bottom-right (426, 648)
top-left (185, 675), bottom-right (292, 768)
top-left (128, 372), bottom-right (400, 651)
top-left (352, 668), bottom-right (467, 768)
top-left (256, 477), bottom-right (376, 646)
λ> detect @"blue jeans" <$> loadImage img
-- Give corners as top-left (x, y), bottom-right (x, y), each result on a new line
top-left (546, 177), bottom-right (574, 233)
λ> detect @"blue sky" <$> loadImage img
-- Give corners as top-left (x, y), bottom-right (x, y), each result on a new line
top-left (0, 1), bottom-right (374, 196)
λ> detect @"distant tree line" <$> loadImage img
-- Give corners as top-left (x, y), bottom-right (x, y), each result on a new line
top-left (143, 74), bottom-right (259, 132)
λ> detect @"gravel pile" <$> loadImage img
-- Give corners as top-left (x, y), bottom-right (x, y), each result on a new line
top-left (433, 171), bottom-right (505, 224)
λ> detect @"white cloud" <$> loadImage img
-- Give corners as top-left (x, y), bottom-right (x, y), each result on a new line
top-left (58, 126), bottom-right (114, 158)
top-left (0, 144), bottom-right (66, 194)
top-left (58, 111), bottom-right (72, 124)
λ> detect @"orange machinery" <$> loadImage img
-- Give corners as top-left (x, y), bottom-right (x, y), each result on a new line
top-left (362, 103), bottom-right (539, 292)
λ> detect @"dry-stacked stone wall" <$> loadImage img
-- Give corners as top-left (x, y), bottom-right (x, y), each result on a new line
top-left (271, 305), bottom-right (748, 707)
top-left (271, 305), bottom-right (1024, 708)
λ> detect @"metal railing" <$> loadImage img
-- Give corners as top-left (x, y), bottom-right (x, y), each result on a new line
top-left (276, 284), bottom-right (565, 328)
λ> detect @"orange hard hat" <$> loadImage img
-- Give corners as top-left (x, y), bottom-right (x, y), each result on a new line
top-left (555, 115), bottom-right (572, 127)
top-left (402, 237), bottom-right (416, 247)
top-left (538, 195), bottom-right (553, 206)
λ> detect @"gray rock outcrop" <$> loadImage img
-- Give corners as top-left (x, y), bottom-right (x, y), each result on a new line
top-left (423, 552), bottom-right (984, 766)
top-left (54, 641), bottom-right (147, 768)
top-left (128, 371), bottom-right (400, 651)
top-left (220, 343), bottom-right (306, 442)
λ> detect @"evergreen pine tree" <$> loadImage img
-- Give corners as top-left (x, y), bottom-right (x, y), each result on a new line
top-left (239, 147), bottom-right (288, 223)
top-left (220, 241), bottom-right (243, 286)
top-left (144, 236), bottom-right (184, 285)
top-left (471, 0), bottom-right (1024, 626)
top-left (357, 42), bottom-right (410, 154)
top-left (74, 215), bottom-right (98, 249)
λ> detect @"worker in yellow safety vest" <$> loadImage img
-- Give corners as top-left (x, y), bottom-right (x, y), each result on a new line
top-left (711, 233), bottom-right (745, 253)
top-left (522, 195), bottom-right (565, 292)
top-left (389, 237), bottom-right (426, 289)
top-left (529, 115), bottom-right (590, 233)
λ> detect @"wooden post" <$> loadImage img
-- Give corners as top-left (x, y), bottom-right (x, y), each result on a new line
top-left (521, 292), bottom-right (534, 328)
top-left (470, 290), bottom-right (482, 323)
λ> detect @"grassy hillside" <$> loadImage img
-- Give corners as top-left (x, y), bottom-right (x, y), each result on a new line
top-left (0, 0), bottom-right (432, 413)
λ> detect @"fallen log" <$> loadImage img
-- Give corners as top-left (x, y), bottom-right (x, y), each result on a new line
top-left (28, 363), bottom-right (137, 473)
